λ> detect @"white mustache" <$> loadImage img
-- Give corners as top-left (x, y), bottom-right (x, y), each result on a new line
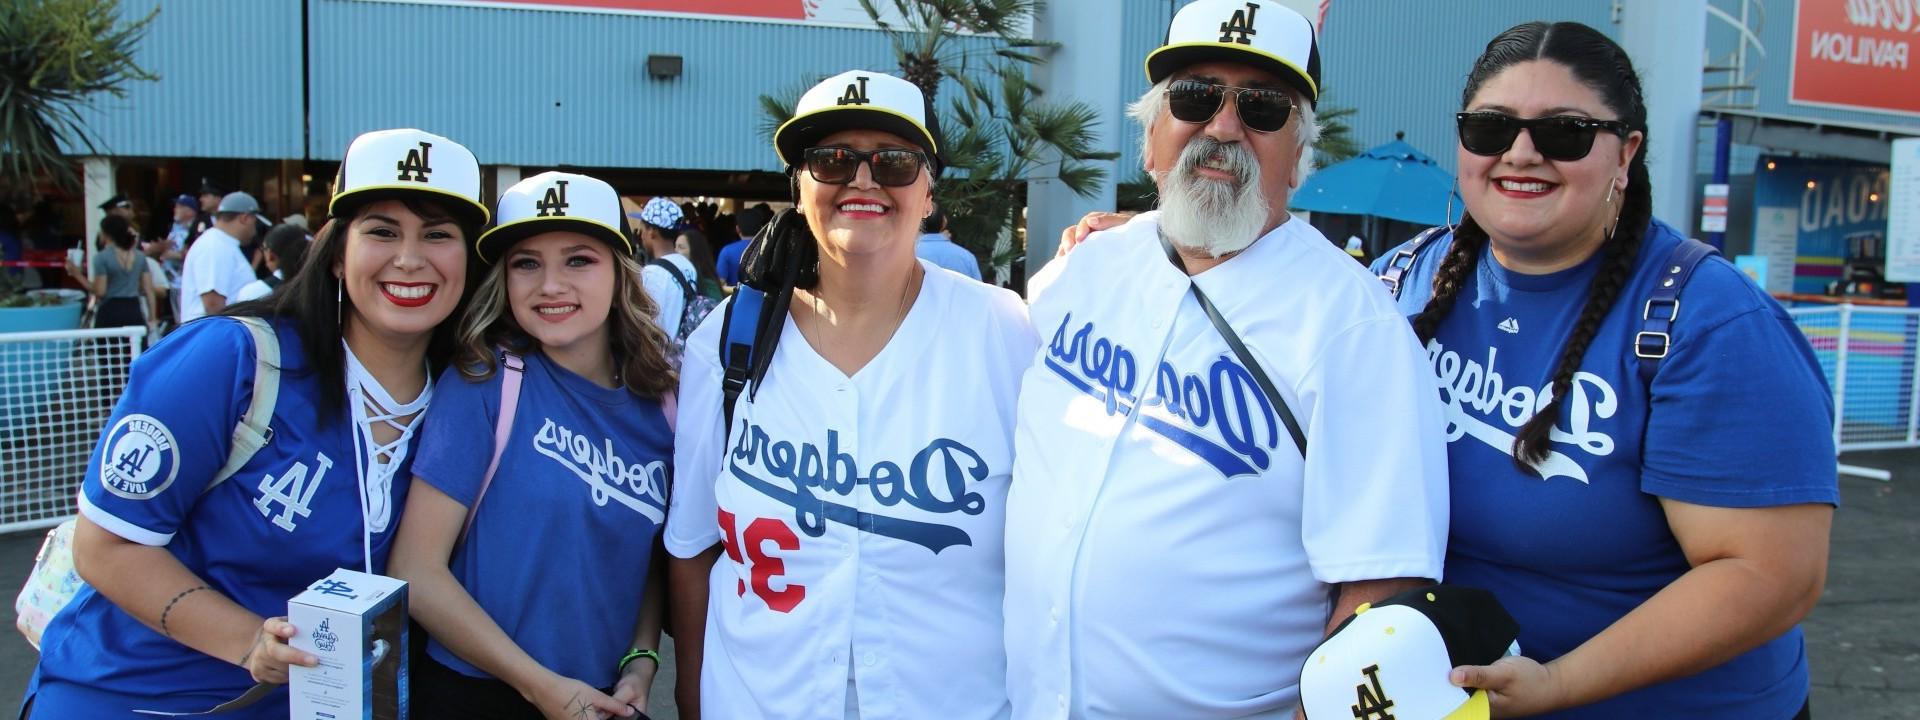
top-left (1176, 136), bottom-right (1256, 186)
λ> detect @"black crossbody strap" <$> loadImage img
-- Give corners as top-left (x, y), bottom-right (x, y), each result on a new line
top-left (1161, 234), bottom-right (1308, 456)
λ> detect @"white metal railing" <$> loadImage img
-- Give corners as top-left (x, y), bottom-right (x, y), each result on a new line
top-left (1786, 304), bottom-right (1920, 481)
top-left (0, 326), bottom-right (147, 533)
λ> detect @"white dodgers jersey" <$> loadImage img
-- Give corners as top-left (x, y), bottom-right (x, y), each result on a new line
top-left (667, 263), bottom-right (1037, 719)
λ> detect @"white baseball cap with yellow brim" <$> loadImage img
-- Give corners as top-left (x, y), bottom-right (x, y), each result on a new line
top-left (329, 128), bottom-right (489, 229)
top-left (1300, 584), bottom-right (1520, 720)
top-left (1146, 0), bottom-right (1321, 107)
top-left (773, 70), bottom-right (943, 174)
top-left (476, 172), bottom-right (632, 265)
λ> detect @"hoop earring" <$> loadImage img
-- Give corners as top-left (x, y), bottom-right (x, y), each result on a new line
top-left (1444, 181), bottom-right (1461, 236)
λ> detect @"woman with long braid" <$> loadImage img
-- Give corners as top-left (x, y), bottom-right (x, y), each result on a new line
top-left (1371, 21), bottom-right (1834, 719)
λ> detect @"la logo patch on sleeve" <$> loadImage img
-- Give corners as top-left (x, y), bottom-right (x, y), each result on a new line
top-left (99, 414), bottom-right (181, 500)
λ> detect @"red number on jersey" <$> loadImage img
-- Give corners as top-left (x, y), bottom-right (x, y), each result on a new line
top-left (717, 508), bottom-right (808, 613)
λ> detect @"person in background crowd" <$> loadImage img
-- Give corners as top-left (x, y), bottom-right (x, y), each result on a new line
top-left (188, 179), bottom-right (222, 246)
top-left (635, 197), bottom-right (693, 336)
top-left (704, 213), bottom-right (740, 286)
top-left (666, 68), bottom-right (1037, 720)
top-left (22, 128), bottom-right (488, 719)
top-left (1006, 1), bottom-right (1449, 717)
top-left (100, 195), bottom-right (137, 227)
top-left (912, 206), bottom-right (980, 281)
top-left (392, 171), bottom-right (672, 720)
top-left (152, 194), bottom-right (194, 274)
top-left (87, 215), bottom-right (153, 329)
top-left (1371, 21), bottom-right (1834, 719)
top-left (233, 224), bottom-right (311, 303)
top-left (715, 203), bottom-right (770, 288)
top-left (175, 192), bottom-right (261, 325)
top-left (675, 226), bottom-right (725, 300)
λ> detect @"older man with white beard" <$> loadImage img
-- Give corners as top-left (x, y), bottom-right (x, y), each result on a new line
top-left (1001, 1), bottom-right (1451, 718)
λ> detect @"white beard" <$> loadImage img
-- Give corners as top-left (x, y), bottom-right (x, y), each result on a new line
top-left (1156, 136), bottom-right (1270, 257)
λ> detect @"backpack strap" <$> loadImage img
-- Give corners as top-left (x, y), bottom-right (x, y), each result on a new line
top-left (1635, 238), bottom-right (1720, 386)
top-left (461, 350), bottom-right (524, 548)
top-left (207, 316), bottom-right (280, 491)
top-left (650, 258), bottom-right (699, 331)
top-left (720, 286), bottom-right (767, 431)
top-left (1378, 226), bottom-right (1450, 299)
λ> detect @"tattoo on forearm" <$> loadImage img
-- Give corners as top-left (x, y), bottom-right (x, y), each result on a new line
top-left (569, 695), bottom-right (594, 719)
top-left (158, 585), bottom-right (209, 638)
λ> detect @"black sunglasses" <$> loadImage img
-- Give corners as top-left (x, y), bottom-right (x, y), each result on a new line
top-left (1455, 112), bottom-right (1631, 162)
top-left (801, 146), bottom-right (928, 187)
top-left (1167, 79), bottom-right (1295, 134)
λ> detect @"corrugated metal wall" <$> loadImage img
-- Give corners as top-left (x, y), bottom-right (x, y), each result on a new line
top-left (68, 0), bottom-right (304, 159)
top-left (1317, 0), bottom-right (1620, 175)
top-left (1117, 0), bottom-right (1178, 182)
top-left (306, 0), bottom-right (1000, 171)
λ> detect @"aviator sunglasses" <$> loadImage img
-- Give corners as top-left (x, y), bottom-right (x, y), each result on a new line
top-left (802, 146), bottom-right (929, 187)
top-left (1455, 111), bottom-right (1631, 162)
top-left (1167, 79), bottom-right (1295, 133)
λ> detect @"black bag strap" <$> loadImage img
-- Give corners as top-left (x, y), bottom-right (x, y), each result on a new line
top-left (1378, 225), bottom-right (1449, 299)
top-left (1634, 238), bottom-right (1719, 386)
top-left (651, 257), bottom-right (700, 331)
top-left (1160, 233), bottom-right (1307, 456)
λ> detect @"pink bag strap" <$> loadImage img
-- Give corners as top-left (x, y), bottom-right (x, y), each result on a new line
top-left (662, 391), bottom-right (677, 433)
top-left (460, 350), bottom-right (524, 549)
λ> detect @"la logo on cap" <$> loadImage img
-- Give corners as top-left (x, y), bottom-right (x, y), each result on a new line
top-left (396, 141), bottom-right (433, 183)
top-left (1219, 1), bottom-right (1259, 44)
top-left (837, 76), bottom-right (871, 106)
top-left (536, 179), bottom-right (570, 217)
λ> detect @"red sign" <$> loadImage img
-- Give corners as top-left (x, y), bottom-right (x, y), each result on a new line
top-left (1791, 0), bottom-right (1920, 117)
top-left (358, 0), bottom-right (907, 29)
top-left (461, 0), bottom-right (807, 18)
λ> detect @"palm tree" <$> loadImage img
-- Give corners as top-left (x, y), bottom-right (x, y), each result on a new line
top-left (763, 0), bottom-right (1117, 282)
top-left (0, 0), bottom-right (157, 191)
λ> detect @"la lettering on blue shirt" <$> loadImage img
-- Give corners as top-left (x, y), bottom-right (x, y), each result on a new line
top-left (34, 317), bottom-right (411, 718)
top-left (1372, 219), bottom-right (1837, 719)
top-left (412, 350), bottom-right (672, 688)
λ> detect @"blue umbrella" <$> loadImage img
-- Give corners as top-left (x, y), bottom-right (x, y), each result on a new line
top-left (1291, 139), bottom-right (1461, 226)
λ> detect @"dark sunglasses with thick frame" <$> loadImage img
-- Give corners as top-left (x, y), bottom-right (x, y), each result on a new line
top-left (1455, 111), bottom-right (1631, 162)
top-left (1166, 79), bottom-right (1295, 134)
top-left (801, 146), bottom-right (929, 187)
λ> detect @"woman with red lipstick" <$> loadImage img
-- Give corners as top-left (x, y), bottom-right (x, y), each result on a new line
top-left (1370, 22), bottom-right (1835, 719)
top-left (663, 70), bottom-right (1037, 720)
top-left (25, 128), bottom-right (488, 719)
top-left (392, 171), bottom-right (675, 720)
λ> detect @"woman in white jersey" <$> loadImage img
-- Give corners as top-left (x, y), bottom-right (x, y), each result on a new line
top-left (664, 70), bottom-right (1037, 720)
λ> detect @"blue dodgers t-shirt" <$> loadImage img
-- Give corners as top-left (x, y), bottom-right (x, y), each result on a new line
top-left (35, 317), bottom-right (413, 718)
top-left (1373, 219), bottom-right (1838, 719)
top-left (412, 350), bottom-right (671, 688)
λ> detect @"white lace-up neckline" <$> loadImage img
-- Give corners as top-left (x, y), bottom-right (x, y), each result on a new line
top-left (343, 341), bottom-right (432, 572)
